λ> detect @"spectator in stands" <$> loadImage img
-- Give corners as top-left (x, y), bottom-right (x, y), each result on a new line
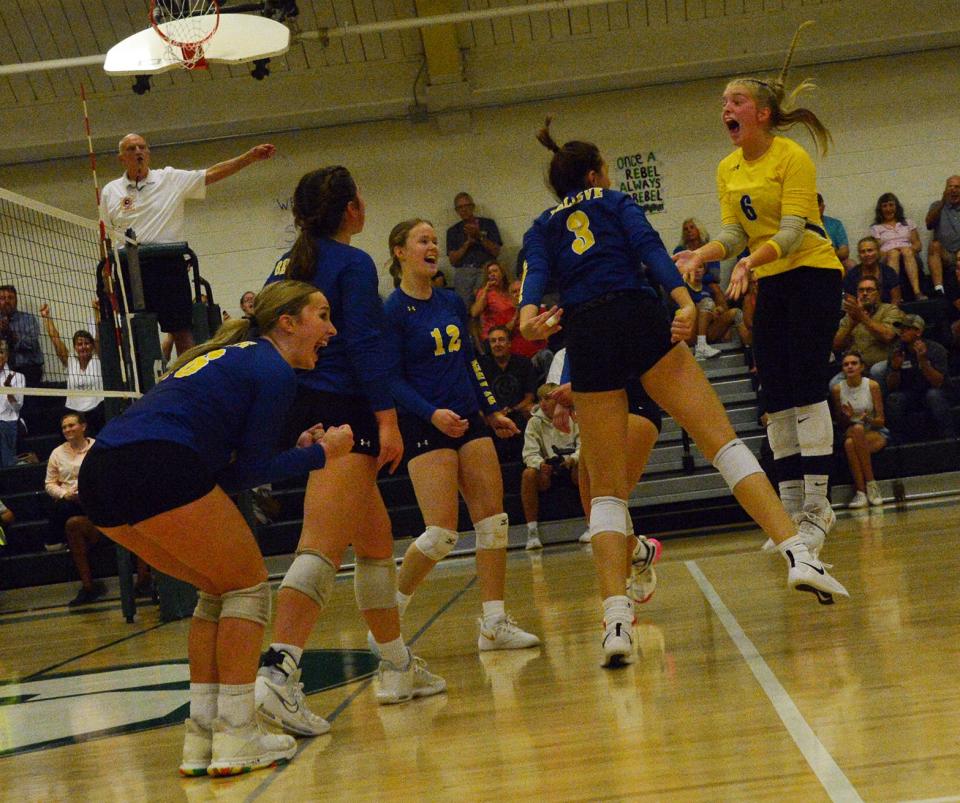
top-left (924, 175), bottom-right (960, 297)
top-left (507, 279), bottom-right (547, 359)
top-left (99, 133), bottom-right (275, 359)
top-left (39, 301), bottom-right (105, 435)
top-left (885, 314), bottom-right (956, 441)
top-left (833, 276), bottom-right (903, 378)
top-left (843, 236), bottom-right (902, 305)
top-left (817, 193), bottom-right (853, 269)
top-left (831, 350), bottom-right (887, 508)
top-left (680, 261), bottom-right (743, 359)
top-left (0, 285), bottom-right (43, 386)
top-left (0, 339), bottom-right (25, 468)
top-left (479, 326), bottom-right (536, 459)
top-left (46, 411), bottom-right (152, 605)
top-left (871, 192), bottom-right (925, 300)
top-left (0, 497), bottom-right (13, 546)
top-left (445, 192), bottom-right (503, 305)
top-left (673, 218), bottom-right (721, 281)
top-left (470, 261), bottom-right (515, 344)
top-left (520, 382), bottom-right (581, 550)
top-left (240, 291), bottom-right (256, 318)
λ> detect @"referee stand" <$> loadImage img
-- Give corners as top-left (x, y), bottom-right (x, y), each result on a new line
top-left (98, 233), bottom-right (228, 623)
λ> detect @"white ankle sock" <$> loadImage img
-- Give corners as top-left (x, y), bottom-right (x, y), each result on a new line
top-left (482, 600), bottom-right (506, 625)
top-left (697, 335), bottom-right (707, 347)
top-left (189, 682), bottom-right (218, 730)
top-left (217, 683), bottom-right (255, 729)
top-left (396, 591), bottom-right (412, 618)
top-left (377, 636), bottom-right (409, 668)
top-left (602, 595), bottom-right (633, 628)
top-left (803, 475), bottom-right (830, 512)
top-left (526, 521), bottom-right (539, 533)
top-left (778, 479), bottom-right (804, 517)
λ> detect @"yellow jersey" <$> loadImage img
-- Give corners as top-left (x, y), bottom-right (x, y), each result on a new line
top-left (716, 136), bottom-right (842, 279)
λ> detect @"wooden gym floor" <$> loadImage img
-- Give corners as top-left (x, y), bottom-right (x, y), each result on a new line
top-left (1, 497), bottom-right (959, 802)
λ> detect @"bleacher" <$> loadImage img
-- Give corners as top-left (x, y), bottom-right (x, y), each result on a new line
top-left (2, 333), bottom-right (959, 592)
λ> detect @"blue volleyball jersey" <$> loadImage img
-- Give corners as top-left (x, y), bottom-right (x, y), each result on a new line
top-left (383, 287), bottom-right (498, 422)
top-left (267, 238), bottom-right (396, 411)
top-left (519, 188), bottom-right (682, 309)
top-left (94, 340), bottom-right (326, 491)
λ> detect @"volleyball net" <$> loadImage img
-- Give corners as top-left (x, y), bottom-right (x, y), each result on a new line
top-left (0, 187), bottom-right (144, 403)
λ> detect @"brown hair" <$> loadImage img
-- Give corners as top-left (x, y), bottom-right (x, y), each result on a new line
top-left (285, 167), bottom-right (358, 281)
top-left (535, 116), bottom-right (604, 199)
top-left (726, 21), bottom-right (832, 155)
top-left (480, 260), bottom-right (511, 292)
top-left (386, 218), bottom-right (432, 288)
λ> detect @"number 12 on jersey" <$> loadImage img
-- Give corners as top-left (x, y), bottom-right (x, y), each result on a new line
top-left (431, 325), bottom-right (462, 356)
top-left (567, 211), bottom-right (596, 254)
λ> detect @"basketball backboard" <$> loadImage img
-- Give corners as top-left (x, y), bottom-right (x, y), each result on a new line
top-left (104, 14), bottom-right (290, 75)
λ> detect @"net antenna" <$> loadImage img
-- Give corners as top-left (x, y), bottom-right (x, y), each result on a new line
top-left (149, 0), bottom-right (221, 70)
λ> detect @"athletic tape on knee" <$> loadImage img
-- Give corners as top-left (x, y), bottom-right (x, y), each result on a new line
top-left (414, 526), bottom-right (459, 561)
top-left (474, 513), bottom-right (509, 550)
top-left (766, 408), bottom-right (800, 461)
top-left (589, 496), bottom-right (628, 537)
top-left (220, 581), bottom-right (271, 626)
top-left (354, 556), bottom-right (398, 610)
top-left (279, 550), bottom-right (337, 609)
top-left (712, 438), bottom-right (764, 490)
top-left (796, 401), bottom-right (834, 457)
top-left (193, 591), bottom-right (222, 623)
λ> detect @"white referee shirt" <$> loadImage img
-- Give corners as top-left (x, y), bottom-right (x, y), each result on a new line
top-left (99, 166), bottom-right (206, 244)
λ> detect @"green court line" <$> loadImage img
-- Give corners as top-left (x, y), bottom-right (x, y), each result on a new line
top-left (245, 573), bottom-right (478, 803)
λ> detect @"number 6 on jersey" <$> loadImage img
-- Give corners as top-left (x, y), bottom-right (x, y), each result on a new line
top-left (567, 211), bottom-right (596, 254)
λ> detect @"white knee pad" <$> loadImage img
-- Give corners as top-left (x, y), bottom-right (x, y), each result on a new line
top-left (354, 556), bottom-right (398, 610)
top-left (193, 591), bottom-right (222, 623)
top-left (712, 438), bottom-right (764, 490)
top-left (475, 513), bottom-right (509, 550)
top-left (220, 581), bottom-right (271, 627)
top-left (414, 526), bottom-right (459, 561)
top-left (588, 496), bottom-right (628, 537)
top-left (766, 408), bottom-right (800, 461)
top-left (279, 550), bottom-right (337, 609)
top-left (796, 401), bottom-right (834, 457)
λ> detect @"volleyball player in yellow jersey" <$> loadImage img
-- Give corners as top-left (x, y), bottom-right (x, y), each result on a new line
top-left (675, 22), bottom-right (843, 558)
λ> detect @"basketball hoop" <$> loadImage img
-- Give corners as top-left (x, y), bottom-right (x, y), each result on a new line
top-left (149, 0), bottom-right (221, 70)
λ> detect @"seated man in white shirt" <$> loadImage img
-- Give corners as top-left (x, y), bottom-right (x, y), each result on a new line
top-left (0, 339), bottom-right (24, 468)
top-left (520, 382), bottom-right (581, 550)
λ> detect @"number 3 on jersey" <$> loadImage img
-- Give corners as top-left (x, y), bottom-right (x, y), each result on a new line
top-left (567, 211), bottom-right (596, 255)
top-left (431, 325), bottom-right (462, 356)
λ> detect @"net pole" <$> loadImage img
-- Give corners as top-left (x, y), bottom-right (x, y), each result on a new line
top-left (79, 84), bottom-right (132, 389)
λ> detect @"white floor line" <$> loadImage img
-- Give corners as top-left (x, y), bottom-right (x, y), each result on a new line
top-left (898, 797), bottom-right (960, 803)
top-left (685, 559), bottom-right (864, 803)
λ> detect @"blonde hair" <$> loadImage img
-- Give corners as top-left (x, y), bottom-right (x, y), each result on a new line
top-left (537, 382), bottom-right (559, 400)
top-left (727, 21), bottom-right (832, 155)
top-left (164, 281), bottom-right (319, 376)
top-left (677, 217), bottom-right (710, 251)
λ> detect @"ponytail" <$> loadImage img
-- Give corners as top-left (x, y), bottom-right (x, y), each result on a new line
top-left (535, 116), bottom-right (604, 199)
top-left (285, 166), bottom-right (358, 281)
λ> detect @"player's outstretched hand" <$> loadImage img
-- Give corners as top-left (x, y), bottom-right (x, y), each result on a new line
top-left (672, 249), bottom-right (701, 284)
top-left (671, 305), bottom-right (695, 343)
top-left (431, 409), bottom-right (469, 438)
top-left (725, 258), bottom-right (752, 301)
top-left (519, 305), bottom-right (563, 341)
top-left (320, 424), bottom-right (354, 461)
top-left (486, 411), bottom-right (520, 439)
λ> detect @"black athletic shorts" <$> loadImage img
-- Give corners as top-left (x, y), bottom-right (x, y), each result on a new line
top-left (282, 387), bottom-right (380, 458)
top-left (399, 412), bottom-right (491, 462)
top-left (565, 291), bottom-right (675, 393)
top-left (118, 248), bottom-right (194, 333)
top-left (78, 441), bottom-right (217, 527)
top-left (626, 378), bottom-right (663, 432)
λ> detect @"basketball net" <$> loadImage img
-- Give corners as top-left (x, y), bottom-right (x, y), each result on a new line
top-left (149, 0), bottom-right (220, 70)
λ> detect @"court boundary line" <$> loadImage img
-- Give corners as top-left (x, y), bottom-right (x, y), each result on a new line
top-left (245, 573), bottom-right (478, 802)
top-left (685, 559), bottom-right (864, 803)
